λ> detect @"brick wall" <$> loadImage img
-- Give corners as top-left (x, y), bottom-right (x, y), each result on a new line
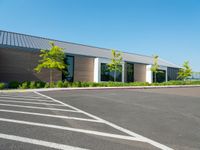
top-left (0, 48), bottom-right (62, 82)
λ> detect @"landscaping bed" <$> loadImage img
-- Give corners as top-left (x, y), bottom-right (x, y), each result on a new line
top-left (0, 80), bottom-right (200, 90)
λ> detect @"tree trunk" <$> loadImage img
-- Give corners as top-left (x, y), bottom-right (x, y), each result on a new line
top-left (50, 69), bottom-right (53, 83)
top-left (114, 70), bottom-right (116, 82)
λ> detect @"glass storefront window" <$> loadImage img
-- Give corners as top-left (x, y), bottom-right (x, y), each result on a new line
top-left (101, 63), bottom-right (122, 82)
top-left (62, 55), bottom-right (74, 82)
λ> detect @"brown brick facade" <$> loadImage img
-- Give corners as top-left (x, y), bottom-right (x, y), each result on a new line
top-left (0, 48), bottom-right (146, 83)
top-left (0, 48), bottom-right (62, 82)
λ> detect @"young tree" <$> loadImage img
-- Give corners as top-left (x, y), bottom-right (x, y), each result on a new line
top-left (107, 50), bottom-right (123, 82)
top-left (34, 42), bottom-right (67, 83)
top-left (151, 55), bottom-right (160, 83)
top-left (177, 61), bottom-right (192, 80)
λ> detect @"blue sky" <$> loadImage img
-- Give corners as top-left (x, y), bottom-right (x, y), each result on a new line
top-left (0, 0), bottom-right (199, 71)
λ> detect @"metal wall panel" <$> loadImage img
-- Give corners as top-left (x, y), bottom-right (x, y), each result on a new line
top-left (0, 30), bottom-right (179, 68)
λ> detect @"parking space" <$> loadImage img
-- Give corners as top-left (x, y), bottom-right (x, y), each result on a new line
top-left (1, 88), bottom-right (199, 150)
top-left (0, 91), bottom-right (168, 150)
top-left (41, 88), bottom-right (200, 150)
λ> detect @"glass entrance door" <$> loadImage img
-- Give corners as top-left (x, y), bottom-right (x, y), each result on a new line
top-left (126, 63), bottom-right (134, 82)
top-left (153, 70), bottom-right (166, 83)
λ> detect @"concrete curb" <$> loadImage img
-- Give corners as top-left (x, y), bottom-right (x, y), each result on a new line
top-left (0, 85), bottom-right (200, 93)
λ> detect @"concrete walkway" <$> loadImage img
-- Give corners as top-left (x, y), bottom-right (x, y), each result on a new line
top-left (1, 85), bottom-right (200, 93)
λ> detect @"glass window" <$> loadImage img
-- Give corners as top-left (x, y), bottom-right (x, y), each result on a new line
top-left (101, 63), bottom-right (122, 82)
top-left (153, 70), bottom-right (166, 83)
top-left (62, 55), bottom-right (74, 82)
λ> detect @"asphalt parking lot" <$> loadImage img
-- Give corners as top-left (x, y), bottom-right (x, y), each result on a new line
top-left (0, 87), bottom-right (200, 150)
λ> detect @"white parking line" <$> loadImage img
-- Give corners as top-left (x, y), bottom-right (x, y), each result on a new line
top-left (0, 99), bottom-right (64, 106)
top-left (0, 103), bottom-right (80, 112)
top-left (34, 92), bottom-right (104, 122)
top-left (0, 109), bottom-right (102, 123)
top-left (0, 117), bottom-right (143, 142)
top-left (0, 96), bottom-right (55, 102)
top-left (35, 91), bottom-right (174, 150)
top-left (0, 133), bottom-right (89, 150)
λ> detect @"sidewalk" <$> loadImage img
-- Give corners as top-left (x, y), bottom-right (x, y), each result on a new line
top-left (1, 85), bottom-right (200, 93)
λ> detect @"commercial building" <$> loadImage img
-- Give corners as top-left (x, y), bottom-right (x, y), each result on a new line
top-left (0, 30), bottom-right (179, 83)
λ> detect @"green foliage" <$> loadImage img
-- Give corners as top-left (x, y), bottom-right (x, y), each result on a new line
top-left (151, 55), bottom-right (162, 82)
top-left (44, 82), bottom-right (56, 88)
top-left (10, 80), bottom-right (200, 89)
top-left (18, 81), bottom-right (45, 89)
top-left (107, 50), bottom-right (123, 82)
top-left (155, 80), bottom-right (200, 85)
top-left (63, 80), bottom-right (70, 87)
top-left (36, 81), bottom-right (45, 88)
top-left (9, 81), bottom-right (20, 89)
top-left (0, 83), bottom-right (6, 89)
top-left (29, 81), bottom-right (36, 89)
top-left (177, 61), bottom-right (192, 80)
top-left (3, 79), bottom-right (200, 90)
top-left (50, 82), bottom-right (56, 88)
top-left (44, 82), bottom-right (50, 88)
top-left (151, 55), bottom-right (159, 72)
top-left (56, 80), bottom-right (64, 88)
top-left (128, 82), bottom-right (150, 86)
top-left (29, 81), bottom-right (45, 89)
top-left (34, 42), bottom-right (67, 83)
top-left (19, 82), bottom-right (30, 89)
top-left (81, 82), bottom-right (90, 87)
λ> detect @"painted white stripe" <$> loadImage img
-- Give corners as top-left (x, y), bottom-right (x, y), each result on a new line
top-left (35, 92), bottom-right (174, 150)
top-left (0, 103), bottom-right (80, 112)
top-left (0, 109), bottom-right (102, 123)
top-left (34, 92), bottom-right (103, 122)
top-left (0, 133), bottom-right (88, 150)
top-left (0, 118), bottom-right (142, 142)
top-left (0, 96), bottom-right (55, 102)
top-left (0, 99), bottom-right (64, 106)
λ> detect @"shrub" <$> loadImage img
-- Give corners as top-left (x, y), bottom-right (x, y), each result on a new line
top-left (50, 82), bottom-right (55, 88)
top-left (63, 80), bottom-right (69, 87)
top-left (9, 81), bottom-right (20, 89)
top-left (3, 80), bottom-right (200, 89)
top-left (0, 83), bottom-right (6, 89)
top-left (56, 80), bottom-right (64, 88)
top-left (36, 81), bottom-right (45, 88)
top-left (88, 82), bottom-right (98, 87)
top-left (71, 81), bottom-right (81, 87)
top-left (81, 82), bottom-right (89, 87)
top-left (151, 82), bottom-right (160, 86)
top-left (19, 82), bottom-right (30, 89)
top-left (44, 82), bottom-right (55, 88)
top-left (77, 81), bottom-right (82, 87)
top-left (29, 81), bottom-right (36, 89)
top-left (44, 82), bottom-right (50, 88)
top-left (130, 82), bottom-right (149, 86)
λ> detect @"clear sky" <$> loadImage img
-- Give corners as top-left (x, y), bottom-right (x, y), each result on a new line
top-left (0, 0), bottom-right (199, 71)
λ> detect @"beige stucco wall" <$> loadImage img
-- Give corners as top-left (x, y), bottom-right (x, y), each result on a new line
top-left (0, 48), bottom-right (62, 82)
top-left (134, 63), bottom-right (146, 82)
top-left (74, 55), bottom-right (94, 82)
